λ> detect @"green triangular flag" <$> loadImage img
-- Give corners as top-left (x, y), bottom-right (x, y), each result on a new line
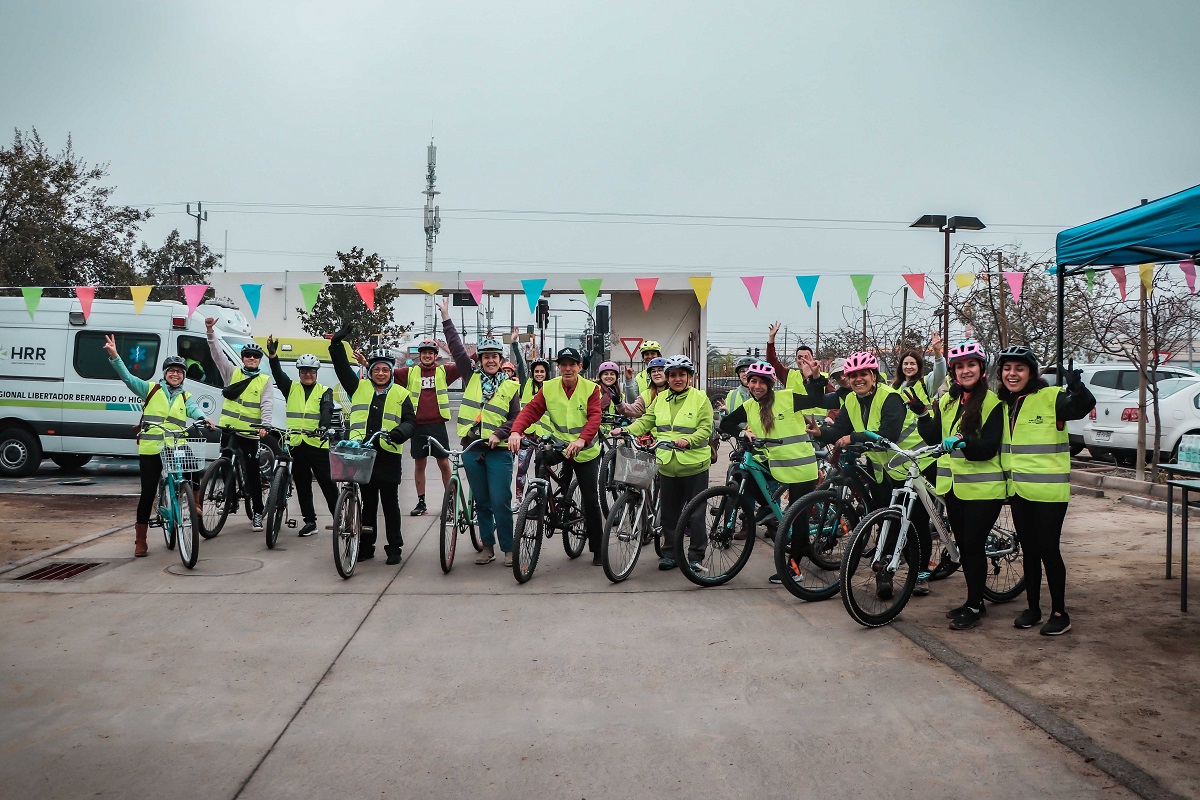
top-left (1085, 268), bottom-right (1095, 293)
top-left (22, 286), bottom-right (43, 320)
top-left (299, 282), bottom-right (323, 313)
top-left (850, 274), bottom-right (873, 305)
top-left (578, 278), bottom-right (602, 309)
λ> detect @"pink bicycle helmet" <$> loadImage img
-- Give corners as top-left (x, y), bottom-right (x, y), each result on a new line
top-left (842, 351), bottom-right (879, 374)
top-left (744, 362), bottom-right (777, 385)
top-left (597, 361), bottom-right (619, 376)
top-left (947, 341), bottom-right (987, 368)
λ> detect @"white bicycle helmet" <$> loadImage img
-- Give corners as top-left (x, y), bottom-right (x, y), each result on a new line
top-left (663, 355), bottom-right (695, 374)
top-left (295, 354), bottom-right (321, 370)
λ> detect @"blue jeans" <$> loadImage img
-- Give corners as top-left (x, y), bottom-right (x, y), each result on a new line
top-left (462, 446), bottom-right (514, 553)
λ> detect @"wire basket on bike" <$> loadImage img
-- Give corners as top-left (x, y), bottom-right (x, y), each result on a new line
top-left (612, 444), bottom-right (658, 490)
top-left (330, 443), bottom-right (377, 484)
top-left (159, 428), bottom-right (209, 475)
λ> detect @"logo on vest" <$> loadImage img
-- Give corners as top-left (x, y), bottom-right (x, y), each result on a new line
top-left (1030, 415), bottom-right (1046, 424)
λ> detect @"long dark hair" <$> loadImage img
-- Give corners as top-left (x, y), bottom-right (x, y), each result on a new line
top-left (996, 375), bottom-right (1049, 404)
top-left (891, 350), bottom-right (926, 390)
top-left (757, 384), bottom-right (777, 434)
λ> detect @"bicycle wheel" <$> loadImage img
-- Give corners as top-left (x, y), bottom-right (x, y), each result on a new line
top-left (439, 478), bottom-right (459, 573)
top-left (601, 491), bottom-right (644, 583)
top-left (840, 507), bottom-right (920, 627)
top-left (332, 488), bottom-right (360, 579)
top-left (773, 490), bottom-right (854, 602)
top-left (264, 468), bottom-right (288, 550)
top-left (158, 478), bottom-right (177, 551)
top-left (675, 486), bottom-right (755, 587)
top-left (176, 483), bottom-right (199, 569)
top-left (465, 487), bottom-right (483, 552)
top-left (982, 503), bottom-right (1025, 603)
top-left (598, 446), bottom-right (619, 517)
top-left (513, 489), bottom-right (545, 583)
top-left (198, 459), bottom-right (234, 539)
top-left (560, 477), bottom-right (587, 559)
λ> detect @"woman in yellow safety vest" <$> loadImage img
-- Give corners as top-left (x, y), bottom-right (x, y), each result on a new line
top-left (711, 355), bottom-right (756, 464)
top-left (617, 357), bottom-right (668, 418)
top-left (891, 332), bottom-right (946, 406)
top-left (995, 345), bottom-right (1095, 636)
top-left (514, 356), bottom-right (552, 508)
top-left (914, 342), bottom-right (1005, 631)
top-left (103, 335), bottom-right (210, 557)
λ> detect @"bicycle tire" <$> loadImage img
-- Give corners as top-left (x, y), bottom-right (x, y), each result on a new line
top-left (465, 487), bottom-right (483, 552)
top-left (773, 490), bottom-right (853, 602)
top-left (332, 488), bottom-right (360, 579)
top-left (176, 483), bottom-right (199, 569)
top-left (840, 507), bottom-right (920, 627)
top-left (198, 459), bottom-right (233, 539)
top-left (675, 486), bottom-right (756, 587)
top-left (513, 489), bottom-right (544, 583)
top-left (439, 478), bottom-right (459, 573)
top-left (601, 490), bottom-right (643, 583)
top-left (598, 447), bottom-right (619, 517)
top-left (561, 477), bottom-right (587, 559)
top-left (982, 504), bottom-right (1025, 603)
top-left (264, 468), bottom-right (288, 549)
top-left (158, 479), bottom-right (177, 551)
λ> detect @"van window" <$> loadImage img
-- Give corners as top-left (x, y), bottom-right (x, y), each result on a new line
top-left (1090, 370), bottom-right (1119, 389)
top-left (75, 332), bottom-right (160, 381)
top-left (176, 335), bottom-right (224, 388)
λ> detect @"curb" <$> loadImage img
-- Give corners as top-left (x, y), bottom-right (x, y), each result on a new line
top-left (0, 521), bottom-right (135, 577)
top-left (1118, 494), bottom-right (1179, 515)
top-left (1070, 484), bottom-right (1105, 498)
top-left (893, 620), bottom-right (1188, 800)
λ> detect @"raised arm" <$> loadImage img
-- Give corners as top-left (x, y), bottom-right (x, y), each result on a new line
top-left (103, 334), bottom-right (151, 399)
top-left (205, 320), bottom-right (235, 384)
top-left (440, 297), bottom-right (475, 379)
top-left (328, 323), bottom-right (360, 395)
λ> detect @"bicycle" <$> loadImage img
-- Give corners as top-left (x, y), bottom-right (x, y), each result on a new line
top-left (600, 435), bottom-right (677, 583)
top-left (674, 434), bottom-right (790, 587)
top-left (144, 420), bottom-right (209, 569)
top-left (512, 436), bottom-right (588, 583)
top-left (428, 438), bottom-right (488, 573)
top-left (262, 428), bottom-right (301, 549)
top-left (597, 413), bottom-right (633, 517)
top-left (196, 427), bottom-right (273, 538)
top-left (839, 434), bottom-right (1025, 627)
top-left (328, 430), bottom-right (385, 579)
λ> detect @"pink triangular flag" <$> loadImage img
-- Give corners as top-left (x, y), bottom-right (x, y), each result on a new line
top-left (355, 281), bottom-right (377, 311)
top-left (464, 279), bottom-right (485, 305)
top-left (1002, 271), bottom-right (1025, 305)
top-left (183, 284), bottom-right (208, 317)
top-left (75, 286), bottom-right (97, 320)
top-left (902, 274), bottom-right (926, 300)
top-left (740, 276), bottom-right (764, 307)
top-left (635, 277), bottom-right (658, 311)
top-left (1112, 267), bottom-right (1128, 301)
top-left (1180, 260), bottom-right (1196, 294)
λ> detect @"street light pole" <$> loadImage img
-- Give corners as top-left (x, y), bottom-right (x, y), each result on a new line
top-left (943, 226), bottom-right (951, 348)
top-left (912, 214), bottom-right (987, 348)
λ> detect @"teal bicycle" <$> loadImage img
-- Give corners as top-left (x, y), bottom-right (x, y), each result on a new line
top-left (428, 438), bottom-right (487, 573)
top-left (145, 419), bottom-right (209, 569)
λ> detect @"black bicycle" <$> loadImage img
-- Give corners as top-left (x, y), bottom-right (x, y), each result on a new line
top-left (197, 427), bottom-right (274, 538)
top-left (512, 436), bottom-right (587, 583)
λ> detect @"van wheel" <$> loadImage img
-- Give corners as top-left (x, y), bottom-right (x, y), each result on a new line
top-left (0, 428), bottom-right (42, 477)
top-left (49, 454), bottom-right (92, 471)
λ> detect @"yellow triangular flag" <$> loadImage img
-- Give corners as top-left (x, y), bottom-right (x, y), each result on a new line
top-left (1139, 263), bottom-right (1155, 296)
top-left (954, 273), bottom-right (975, 289)
top-left (413, 281), bottom-right (442, 295)
top-left (130, 285), bottom-right (153, 313)
top-left (688, 276), bottom-right (713, 308)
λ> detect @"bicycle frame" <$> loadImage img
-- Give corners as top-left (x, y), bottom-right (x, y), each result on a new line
top-left (730, 448), bottom-right (785, 522)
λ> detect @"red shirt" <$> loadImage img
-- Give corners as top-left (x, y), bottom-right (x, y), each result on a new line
top-left (513, 381), bottom-right (602, 445)
top-left (394, 363), bottom-right (464, 426)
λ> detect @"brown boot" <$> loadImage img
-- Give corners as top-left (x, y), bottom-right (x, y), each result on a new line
top-left (134, 523), bottom-right (149, 557)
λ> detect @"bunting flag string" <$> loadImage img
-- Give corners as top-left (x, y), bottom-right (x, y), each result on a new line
top-left (1001, 271), bottom-right (1024, 305)
top-left (635, 277), bottom-right (658, 311)
top-left (464, 279), bottom-right (485, 305)
top-left (902, 273), bottom-right (925, 299)
top-left (521, 278), bottom-right (546, 313)
top-left (578, 278), bottom-right (602, 308)
top-left (130, 285), bottom-right (153, 313)
top-left (688, 276), bottom-right (713, 308)
top-left (183, 284), bottom-right (208, 317)
top-left (240, 284), bottom-right (262, 318)
top-left (298, 283), bottom-right (322, 312)
top-left (740, 276), bottom-right (764, 308)
top-left (412, 280), bottom-right (441, 295)
top-left (1180, 260), bottom-right (1196, 294)
top-left (954, 273), bottom-right (975, 290)
top-left (849, 275), bottom-right (873, 305)
top-left (794, 275), bottom-right (819, 307)
top-left (354, 281), bottom-right (377, 311)
top-left (21, 286), bottom-right (42, 320)
top-left (1112, 266), bottom-right (1128, 301)
top-left (75, 286), bottom-right (96, 321)
top-left (1085, 268), bottom-right (1095, 293)
top-left (1139, 263), bottom-right (1155, 296)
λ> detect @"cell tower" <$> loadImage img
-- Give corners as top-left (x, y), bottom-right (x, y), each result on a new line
top-left (422, 140), bottom-right (441, 336)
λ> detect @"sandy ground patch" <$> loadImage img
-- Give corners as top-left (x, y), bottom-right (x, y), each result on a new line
top-left (0, 495), bottom-right (131, 566)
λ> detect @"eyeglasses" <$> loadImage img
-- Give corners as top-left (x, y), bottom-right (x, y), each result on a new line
top-left (243, 354), bottom-right (262, 360)
top-left (298, 368), bottom-right (318, 374)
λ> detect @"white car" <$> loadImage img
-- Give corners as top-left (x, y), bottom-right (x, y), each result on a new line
top-left (1084, 377), bottom-right (1200, 463)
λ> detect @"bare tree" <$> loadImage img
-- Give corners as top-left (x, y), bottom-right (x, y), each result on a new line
top-left (819, 283), bottom-right (940, 377)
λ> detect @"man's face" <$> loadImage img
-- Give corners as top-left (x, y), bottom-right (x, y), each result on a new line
top-left (298, 367), bottom-right (318, 386)
top-left (419, 348), bottom-right (438, 366)
top-left (796, 347), bottom-right (813, 366)
top-left (557, 359), bottom-right (580, 380)
top-left (371, 363), bottom-right (392, 386)
top-left (642, 350), bottom-right (660, 365)
top-left (242, 353), bottom-right (262, 371)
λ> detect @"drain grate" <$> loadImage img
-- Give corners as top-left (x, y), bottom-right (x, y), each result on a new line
top-left (14, 562), bottom-right (104, 581)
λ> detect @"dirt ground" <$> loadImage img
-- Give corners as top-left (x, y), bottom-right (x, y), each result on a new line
top-left (0, 494), bottom-right (131, 566)
top-left (901, 493), bottom-right (1200, 799)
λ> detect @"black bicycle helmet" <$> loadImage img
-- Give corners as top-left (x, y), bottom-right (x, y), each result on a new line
top-left (241, 342), bottom-right (265, 359)
top-left (734, 356), bottom-right (756, 373)
top-left (995, 345), bottom-right (1039, 372)
top-left (162, 355), bottom-right (187, 372)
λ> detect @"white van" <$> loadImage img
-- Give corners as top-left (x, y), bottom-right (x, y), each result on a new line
top-left (0, 296), bottom-right (281, 477)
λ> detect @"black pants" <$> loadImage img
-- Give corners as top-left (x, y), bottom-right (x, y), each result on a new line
top-left (292, 442), bottom-right (338, 523)
top-left (361, 478), bottom-right (402, 557)
top-left (540, 451), bottom-right (603, 554)
top-left (223, 431), bottom-right (283, 515)
top-left (944, 492), bottom-right (1005, 609)
top-left (659, 470), bottom-right (710, 560)
top-left (1010, 495), bottom-right (1068, 614)
top-left (137, 453), bottom-right (164, 524)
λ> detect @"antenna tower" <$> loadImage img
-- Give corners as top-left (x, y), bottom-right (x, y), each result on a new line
top-left (422, 140), bottom-right (441, 336)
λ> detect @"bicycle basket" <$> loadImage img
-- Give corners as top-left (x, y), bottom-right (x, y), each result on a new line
top-left (612, 445), bottom-right (658, 490)
top-left (162, 444), bottom-right (203, 474)
top-left (330, 443), bottom-right (377, 483)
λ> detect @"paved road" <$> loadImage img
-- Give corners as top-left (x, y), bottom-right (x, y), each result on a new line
top-left (0, 479), bottom-right (1131, 800)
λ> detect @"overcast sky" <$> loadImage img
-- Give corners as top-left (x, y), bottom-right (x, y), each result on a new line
top-left (4, 1), bottom-right (1199, 349)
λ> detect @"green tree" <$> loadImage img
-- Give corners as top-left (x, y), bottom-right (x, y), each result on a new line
top-left (298, 247), bottom-right (414, 353)
top-left (0, 128), bottom-right (149, 292)
top-left (131, 229), bottom-right (223, 302)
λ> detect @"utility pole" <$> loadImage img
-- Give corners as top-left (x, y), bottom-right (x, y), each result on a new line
top-left (996, 251), bottom-right (1008, 349)
top-left (900, 286), bottom-right (908, 352)
top-left (186, 202), bottom-right (207, 273)
top-left (862, 308), bottom-right (868, 350)
top-left (422, 140), bottom-right (442, 337)
top-left (815, 301), bottom-right (821, 359)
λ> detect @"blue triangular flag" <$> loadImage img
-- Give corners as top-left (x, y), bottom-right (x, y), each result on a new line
top-left (521, 278), bottom-right (547, 314)
top-left (241, 283), bottom-right (262, 318)
top-left (795, 275), bottom-right (819, 307)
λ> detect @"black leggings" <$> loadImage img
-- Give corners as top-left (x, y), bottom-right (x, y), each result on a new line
top-left (1010, 495), bottom-right (1068, 614)
top-left (538, 451), bottom-right (604, 554)
top-left (136, 453), bottom-right (164, 524)
top-left (944, 492), bottom-right (1005, 609)
top-left (292, 442), bottom-right (338, 523)
top-left (361, 479), bottom-right (402, 556)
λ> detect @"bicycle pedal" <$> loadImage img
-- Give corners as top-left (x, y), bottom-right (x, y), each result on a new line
top-left (286, 520), bottom-right (296, 528)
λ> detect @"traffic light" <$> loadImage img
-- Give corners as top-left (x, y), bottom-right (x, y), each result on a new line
top-left (536, 299), bottom-right (550, 328)
top-left (745, 348), bottom-right (752, 356)
top-left (754, 348), bottom-right (761, 358)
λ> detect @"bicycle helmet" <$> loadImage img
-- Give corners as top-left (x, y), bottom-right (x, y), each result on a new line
top-left (947, 341), bottom-right (987, 369)
top-left (295, 354), bottom-right (321, 370)
top-left (744, 361), bottom-right (776, 385)
top-left (240, 342), bottom-right (265, 359)
top-left (416, 338), bottom-right (440, 353)
top-left (646, 356), bottom-right (668, 371)
top-left (995, 345), bottom-right (1039, 372)
top-left (640, 340), bottom-right (662, 355)
top-left (529, 357), bottom-right (551, 374)
top-left (501, 361), bottom-right (517, 374)
top-left (663, 355), bottom-right (695, 374)
top-left (734, 356), bottom-right (756, 373)
top-left (842, 351), bottom-right (879, 374)
top-left (476, 338), bottom-right (504, 355)
top-left (597, 360), bottom-right (620, 376)
top-left (162, 355), bottom-right (187, 372)
top-left (366, 347), bottom-right (396, 367)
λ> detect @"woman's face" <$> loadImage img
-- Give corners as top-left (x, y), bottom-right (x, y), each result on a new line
top-left (599, 370), bottom-right (617, 386)
top-left (370, 362), bottom-right (392, 386)
top-left (747, 375), bottom-right (771, 400)
top-left (164, 366), bottom-right (185, 387)
top-left (1001, 361), bottom-right (1031, 393)
top-left (532, 364), bottom-right (548, 382)
top-left (953, 358), bottom-right (984, 389)
top-left (736, 367), bottom-right (750, 386)
top-left (480, 352), bottom-right (501, 375)
top-left (902, 356), bottom-right (919, 378)
top-left (846, 369), bottom-right (877, 397)
top-left (649, 367), bottom-right (666, 387)
top-left (666, 369), bottom-right (690, 392)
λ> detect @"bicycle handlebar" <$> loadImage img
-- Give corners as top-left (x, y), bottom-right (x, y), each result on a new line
top-left (614, 431), bottom-right (681, 452)
top-left (861, 431), bottom-right (946, 460)
top-left (427, 437), bottom-right (493, 459)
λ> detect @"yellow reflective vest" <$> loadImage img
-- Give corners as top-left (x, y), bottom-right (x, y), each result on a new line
top-left (626, 388), bottom-right (713, 477)
top-left (405, 364), bottom-right (451, 421)
top-left (139, 385), bottom-right (189, 456)
top-left (218, 369), bottom-right (268, 434)
top-left (740, 389), bottom-right (819, 483)
top-left (843, 384), bottom-right (931, 481)
top-left (935, 390), bottom-right (1007, 500)
top-left (286, 382), bottom-right (329, 449)
top-left (347, 382), bottom-right (412, 455)
top-left (1002, 387), bottom-right (1071, 502)
top-left (457, 373), bottom-right (520, 441)
top-left (520, 379), bottom-right (548, 438)
top-left (541, 377), bottom-right (601, 463)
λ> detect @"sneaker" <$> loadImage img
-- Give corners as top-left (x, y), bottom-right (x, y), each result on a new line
top-left (592, 553), bottom-right (603, 566)
top-left (768, 573), bottom-right (783, 585)
top-left (875, 572), bottom-right (894, 600)
top-left (410, 498), bottom-right (427, 516)
top-left (475, 545), bottom-right (496, 565)
top-left (912, 578), bottom-right (930, 597)
top-left (385, 548), bottom-right (402, 566)
top-left (658, 557), bottom-right (677, 571)
top-left (297, 521), bottom-right (317, 537)
top-left (357, 549), bottom-right (375, 562)
top-left (1039, 612), bottom-right (1071, 636)
top-left (503, 552), bottom-right (513, 567)
top-left (1013, 608), bottom-right (1043, 629)
top-left (949, 606), bottom-right (983, 630)
top-left (946, 603), bottom-right (987, 620)
top-left (252, 513), bottom-right (264, 531)
top-left (689, 561), bottom-right (706, 574)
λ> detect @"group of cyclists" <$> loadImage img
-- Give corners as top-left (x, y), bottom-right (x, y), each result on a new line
top-left (111, 301), bottom-right (1093, 637)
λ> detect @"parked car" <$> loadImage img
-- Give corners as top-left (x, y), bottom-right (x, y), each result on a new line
top-left (1084, 377), bottom-right (1200, 464)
